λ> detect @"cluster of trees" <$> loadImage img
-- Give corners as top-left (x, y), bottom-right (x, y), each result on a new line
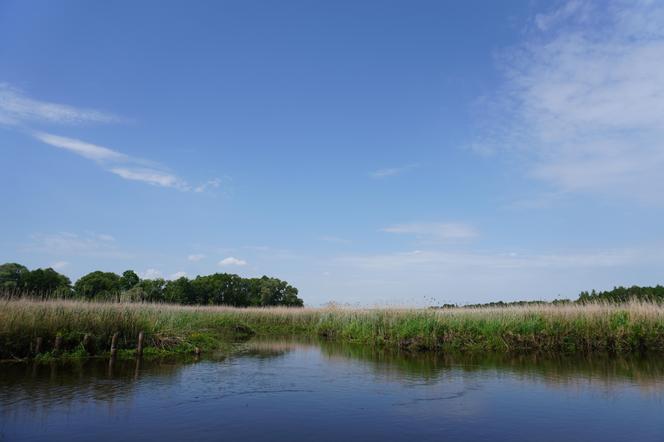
top-left (461, 299), bottom-right (572, 308)
top-left (577, 285), bottom-right (664, 304)
top-left (431, 299), bottom-right (572, 309)
top-left (0, 262), bottom-right (304, 307)
top-left (432, 285), bottom-right (664, 308)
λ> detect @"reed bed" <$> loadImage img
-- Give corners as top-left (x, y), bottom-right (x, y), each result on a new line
top-left (2, 299), bottom-right (664, 359)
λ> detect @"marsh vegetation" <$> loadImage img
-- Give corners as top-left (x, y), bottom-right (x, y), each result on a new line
top-left (2, 299), bottom-right (664, 359)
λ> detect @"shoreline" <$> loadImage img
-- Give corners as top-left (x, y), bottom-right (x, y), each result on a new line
top-left (2, 299), bottom-right (664, 360)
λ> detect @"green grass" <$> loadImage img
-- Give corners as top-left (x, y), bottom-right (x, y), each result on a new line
top-left (2, 299), bottom-right (664, 359)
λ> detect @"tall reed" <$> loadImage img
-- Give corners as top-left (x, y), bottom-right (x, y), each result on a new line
top-left (2, 299), bottom-right (664, 358)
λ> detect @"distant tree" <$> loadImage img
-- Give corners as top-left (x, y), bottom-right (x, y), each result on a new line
top-left (119, 270), bottom-right (140, 291)
top-left (3, 261), bottom-right (304, 306)
top-left (164, 277), bottom-right (195, 304)
top-left (74, 271), bottom-right (121, 300)
top-left (191, 273), bottom-right (248, 306)
top-left (136, 278), bottom-right (166, 302)
top-left (0, 263), bottom-right (29, 289)
top-left (247, 276), bottom-right (303, 307)
top-left (21, 268), bottom-right (71, 296)
top-left (576, 285), bottom-right (664, 304)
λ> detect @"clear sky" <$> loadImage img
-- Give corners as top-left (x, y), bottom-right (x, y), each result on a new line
top-left (2, 0), bottom-right (663, 306)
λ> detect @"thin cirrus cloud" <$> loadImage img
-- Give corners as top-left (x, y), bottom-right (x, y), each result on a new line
top-left (25, 232), bottom-right (127, 258)
top-left (1, 83), bottom-right (218, 192)
top-left (382, 222), bottom-right (478, 241)
top-left (110, 167), bottom-right (189, 190)
top-left (34, 131), bottom-right (190, 190)
top-left (472, 0), bottom-right (664, 204)
top-left (338, 248), bottom-right (636, 271)
top-left (141, 269), bottom-right (188, 280)
top-left (50, 260), bottom-right (69, 270)
top-left (141, 268), bottom-right (163, 280)
top-left (33, 131), bottom-right (128, 162)
top-left (218, 257), bottom-right (247, 267)
top-left (318, 235), bottom-right (352, 244)
top-left (369, 163), bottom-right (419, 179)
top-left (0, 83), bottom-right (121, 125)
top-left (187, 254), bottom-right (206, 262)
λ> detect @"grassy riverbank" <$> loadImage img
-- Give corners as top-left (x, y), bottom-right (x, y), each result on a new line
top-left (2, 299), bottom-right (664, 359)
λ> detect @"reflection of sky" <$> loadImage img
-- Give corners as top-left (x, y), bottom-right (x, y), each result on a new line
top-left (2, 342), bottom-right (664, 441)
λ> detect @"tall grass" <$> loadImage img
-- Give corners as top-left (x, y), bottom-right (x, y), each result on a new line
top-left (2, 299), bottom-right (664, 358)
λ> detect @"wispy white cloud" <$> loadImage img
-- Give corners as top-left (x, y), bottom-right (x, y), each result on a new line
top-left (534, 0), bottom-right (591, 31)
top-left (369, 163), bottom-right (419, 179)
top-left (187, 254), bottom-right (206, 262)
top-left (25, 232), bottom-right (125, 258)
top-left (218, 256), bottom-right (247, 267)
top-left (474, 0), bottom-right (664, 203)
top-left (382, 222), bottom-right (478, 241)
top-left (194, 178), bottom-right (222, 193)
top-left (33, 132), bottom-right (128, 162)
top-left (170, 271), bottom-right (188, 280)
top-left (141, 268), bottom-right (163, 280)
top-left (322, 245), bottom-right (662, 305)
top-left (0, 83), bottom-right (122, 126)
top-left (50, 260), bottom-right (69, 270)
top-left (318, 235), bottom-right (352, 244)
top-left (0, 83), bottom-right (220, 192)
top-left (110, 167), bottom-right (189, 190)
top-left (32, 131), bottom-right (193, 190)
top-left (339, 248), bottom-right (635, 271)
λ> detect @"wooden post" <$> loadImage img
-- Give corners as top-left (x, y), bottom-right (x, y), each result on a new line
top-left (82, 334), bottom-right (90, 354)
top-left (134, 356), bottom-right (142, 380)
top-left (54, 335), bottom-right (62, 354)
top-left (34, 337), bottom-right (42, 355)
top-left (136, 331), bottom-right (144, 357)
top-left (110, 332), bottom-right (119, 359)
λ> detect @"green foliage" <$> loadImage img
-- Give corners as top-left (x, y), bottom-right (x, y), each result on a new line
top-left (1, 262), bottom-right (304, 307)
top-left (164, 277), bottom-right (196, 304)
top-left (0, 263), bottom-right (29, 289)
top-left (578, 285), bottom-right (664, 304)
top-left (136, 278), bottom-right (167, 302)
top-left (246, 276), bottom-right (303, 307)
top-left (119, 270), bottom-right (140, 290)
top-left (0, 263), bottom-right (71, 296)
top-left (3, 300), bottom-right (664, 360)
top-left (21, 268), bottom-right (71, 295)
top-left (74, 271), bottom-right (121, 300)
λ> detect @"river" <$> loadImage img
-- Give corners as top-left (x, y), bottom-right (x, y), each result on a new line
top-left (1, 338), bottom-right (663, 441)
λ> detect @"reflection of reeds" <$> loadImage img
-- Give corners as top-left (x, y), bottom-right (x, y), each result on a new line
top-left (2, 299), bottom-right (664, 357)
top-left (244, 338), bottom-right (664, 395)
top-left (0, 357), bottom-right (189, 421)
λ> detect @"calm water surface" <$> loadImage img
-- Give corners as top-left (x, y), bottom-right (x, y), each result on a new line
top-left (1, 339), bottom-right (664, 441)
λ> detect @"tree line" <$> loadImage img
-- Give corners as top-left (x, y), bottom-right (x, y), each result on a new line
top-left (432, 285), bottom-right (664, 308)
top-left (577, 285), bottom-right (664, 304)
top-left (0, 262), bottom-right (304, 307)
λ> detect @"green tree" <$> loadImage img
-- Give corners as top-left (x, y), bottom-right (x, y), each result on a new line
top-left (74, 271), bottom-right (121, 300)
top-left (119, 270), bottom-right (140, 290)
top-left (190, 273), bottom-right (252, 306)
top-left (136, 278), bottom-right (166, 302)
top-left (21, 268), bottom-right (71, 296)
top-left (247, 276), bottom-right (303, 306)
top-left (164, 277), bottom-right (195, 304)
top-left (0, 263), bottom-right (29, 290)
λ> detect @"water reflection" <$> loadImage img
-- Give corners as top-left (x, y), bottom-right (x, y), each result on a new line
top-left (1, 339), bottom-right (664, 441)
top-left (246, 337), bottom-right (664, 391)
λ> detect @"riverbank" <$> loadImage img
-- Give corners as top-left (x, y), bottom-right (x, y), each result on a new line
top-left (2, 299), bottom-right (664, 359)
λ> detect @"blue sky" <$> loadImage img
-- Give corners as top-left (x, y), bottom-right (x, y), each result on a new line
top-left (2, 0), bottom-right (664, 306)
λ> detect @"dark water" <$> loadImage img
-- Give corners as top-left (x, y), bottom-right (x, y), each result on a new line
top-left (1, 339), bottom-right (664, 441)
